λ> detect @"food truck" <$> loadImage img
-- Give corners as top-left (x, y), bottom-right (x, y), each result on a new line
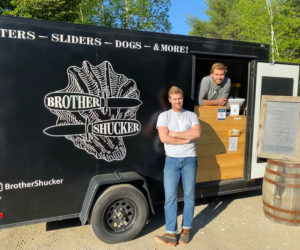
top-left (0, 16), bottom-right (299, 243)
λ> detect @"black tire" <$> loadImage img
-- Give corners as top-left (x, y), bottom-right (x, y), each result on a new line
top-left (91, 184), bottom-right (149, 244)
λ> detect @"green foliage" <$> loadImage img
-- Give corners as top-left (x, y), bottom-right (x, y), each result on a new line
top-left (187, 0), bottom-right (300, 63)
top-left (77, 0), bottom-right (171, 32)
top-left (0, 0), bottom-right (14, 14)
top-left (187, 0), bottom-right (240, 39)
top-left (3, 0), bottom-right (81, 22)
top-left (2, 0), bottom-right (170, 33)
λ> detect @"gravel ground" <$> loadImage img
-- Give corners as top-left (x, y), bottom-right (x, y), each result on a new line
top-left (0, 191), bottom-right (299, 250)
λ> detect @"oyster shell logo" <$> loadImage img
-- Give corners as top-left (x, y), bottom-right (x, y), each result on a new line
top-left (44, 61), bottom-right (142, 162)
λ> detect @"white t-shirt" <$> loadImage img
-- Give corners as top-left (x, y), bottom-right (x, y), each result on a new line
top-left (156, 109), bottom-right (200, 157)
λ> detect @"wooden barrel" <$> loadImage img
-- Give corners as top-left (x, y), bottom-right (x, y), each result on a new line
top-left (262, 159), bottom-right (300, 226)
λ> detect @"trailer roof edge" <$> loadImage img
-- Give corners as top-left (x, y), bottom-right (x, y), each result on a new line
top-left (190, 51), bottom-right (259, 59)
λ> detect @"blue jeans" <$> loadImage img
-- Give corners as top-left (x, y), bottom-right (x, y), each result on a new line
top-left (163, 156), bottom-right (197, 233)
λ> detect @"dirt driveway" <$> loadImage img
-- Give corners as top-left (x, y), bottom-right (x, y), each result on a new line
top-left (0, 191), bottom-right (299, 250)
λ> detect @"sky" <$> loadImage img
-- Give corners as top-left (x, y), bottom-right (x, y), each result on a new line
top-left (169, 0), bottom-right (208, 35)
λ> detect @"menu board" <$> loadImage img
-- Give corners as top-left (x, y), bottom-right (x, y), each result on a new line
top-left (257, 95), bottom-right (300, 161)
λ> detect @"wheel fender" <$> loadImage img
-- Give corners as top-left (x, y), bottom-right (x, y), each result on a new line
top-left (79, 171), bottom-right (155, 225)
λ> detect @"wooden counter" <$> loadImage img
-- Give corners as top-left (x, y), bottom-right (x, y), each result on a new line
top-left (194, 106), bottom-right (246, 182)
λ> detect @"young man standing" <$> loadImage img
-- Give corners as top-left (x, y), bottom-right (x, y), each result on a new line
top-left (198, 62), bottom-right (231, 106)
top-left (155, 86), bottom-right (201, 246)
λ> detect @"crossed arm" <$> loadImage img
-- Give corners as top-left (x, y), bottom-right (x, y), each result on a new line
top-left (157, 124), bottom-right (201, 145)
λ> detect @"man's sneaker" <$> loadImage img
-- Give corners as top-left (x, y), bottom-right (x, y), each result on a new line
top-left (154, 233), bottom-right (177, 246)
top-left (178, 229), bottom-right (190, 245)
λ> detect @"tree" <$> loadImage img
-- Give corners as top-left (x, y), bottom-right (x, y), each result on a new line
top-left (77, 0), bottom-right (171, 33)
top-left (0, 0), bottom-right (14, 14)
top-left (187, 0), bottom-right (300, 63)
top-left (2, 0), bottom-right (171, 33)
top-left (187, 0), bottom-right (239, 39)
top-left (269, 0), bottom-right (300, 63)
top-left (3, 0), bottom-right (81, 22)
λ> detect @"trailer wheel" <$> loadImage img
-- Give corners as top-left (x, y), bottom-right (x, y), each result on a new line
top-left (91, 184), bottom-right (149, 244)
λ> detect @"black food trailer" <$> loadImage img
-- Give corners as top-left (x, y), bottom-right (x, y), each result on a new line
top-left (0, 16), bottom-right (299, 243)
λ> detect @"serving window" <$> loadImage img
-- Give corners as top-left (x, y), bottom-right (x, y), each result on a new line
top-left (192, 54), bottom-right (252, 183)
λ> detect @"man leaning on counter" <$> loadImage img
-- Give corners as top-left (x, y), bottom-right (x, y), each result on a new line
top-left (198, 63), bottom-right (231, 106)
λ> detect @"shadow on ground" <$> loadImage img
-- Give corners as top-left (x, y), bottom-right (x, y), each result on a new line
top-left (46, 189), bottom-right (262, 241)
top-left (139, 189), bottom-right (262, 239)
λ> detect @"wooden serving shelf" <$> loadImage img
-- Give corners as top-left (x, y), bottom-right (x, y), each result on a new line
top-left (194, 106), bottom-right (246, 183)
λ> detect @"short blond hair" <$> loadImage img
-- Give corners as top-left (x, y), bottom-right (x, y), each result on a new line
top-left (211, 63), bottom-right (227, 74)
top-left (168, 86), bottom-right (183, 97)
